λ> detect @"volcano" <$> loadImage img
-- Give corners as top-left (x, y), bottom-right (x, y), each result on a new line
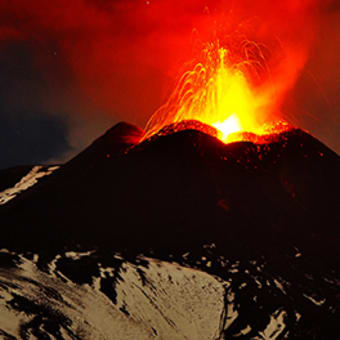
top-left (0, 122), bottom-right (339, 339)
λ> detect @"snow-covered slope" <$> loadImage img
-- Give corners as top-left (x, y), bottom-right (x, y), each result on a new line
top-left (1, 247), bottom-right (335, 340)
top-left (0, 165), bottom-right (59, 205)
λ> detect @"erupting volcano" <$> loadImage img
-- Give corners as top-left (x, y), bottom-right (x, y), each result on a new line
top-left (144, 42), bottom-right (292, 144)
top-left (0, 1), bottom-right (339, 339)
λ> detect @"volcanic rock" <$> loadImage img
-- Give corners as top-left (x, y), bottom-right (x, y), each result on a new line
top-left (0, 121), bottom-right (339, 339)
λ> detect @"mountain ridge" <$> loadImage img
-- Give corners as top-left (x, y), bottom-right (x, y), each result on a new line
top-left (0, 121), bottom-right (339, 256)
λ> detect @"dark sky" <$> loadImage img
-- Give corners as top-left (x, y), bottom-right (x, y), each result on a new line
top-left (0, 0), bottom-right (339, 169)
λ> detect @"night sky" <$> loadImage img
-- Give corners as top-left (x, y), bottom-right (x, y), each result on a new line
top-left (0, 0), bottom-right (339, 169)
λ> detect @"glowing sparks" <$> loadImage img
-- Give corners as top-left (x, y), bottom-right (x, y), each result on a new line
top-left (204, 47), bottom-right (265, 142)
top-left (144, 44), bottom-right (289, 144)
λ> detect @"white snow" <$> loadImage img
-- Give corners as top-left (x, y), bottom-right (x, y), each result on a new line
top-left (0, 165), bottom-right (60, 205)
top-left (256, 309), bottom-right (287, 340)
top-left (113, 257), bottom-right (226, 340)
top-left (0, 252), bottom-right (322, 339)
top-left (65, 250), bottom-right (95, 260)
top-left (224, 290), bottom-right (239, 330)
top-left (0, 255), bottom-right (226, 340)
top-left (303, 294), bottom-right (326, 306)
top-left (295, 312), bottom-right (302, 322)
top-left (273, 279), bottom-right (287, 295)
top-left (234, 324), bottom-right (252, 337)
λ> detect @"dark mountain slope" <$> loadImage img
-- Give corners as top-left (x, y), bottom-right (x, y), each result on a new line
top-left (0, 121), bottom-right (338, 259)
top-left (0, 121), bottom-right (339, 340)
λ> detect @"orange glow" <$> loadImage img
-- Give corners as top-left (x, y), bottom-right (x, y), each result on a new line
top-left (144, 45), bottom-right (290, 144)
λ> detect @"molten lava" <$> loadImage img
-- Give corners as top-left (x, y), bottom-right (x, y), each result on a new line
top-left (144, 44), bottom-right (291, 144)
top-left (212, 114), bottom-right (242, 142)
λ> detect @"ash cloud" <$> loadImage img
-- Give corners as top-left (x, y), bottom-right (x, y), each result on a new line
top-left (0, 0), bottom-right (339, 168)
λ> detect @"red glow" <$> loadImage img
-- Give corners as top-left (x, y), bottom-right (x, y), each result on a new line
top-left (144, 42), bottom-right (293, 144)
top-left (0, 0), bottom-right (332, 140)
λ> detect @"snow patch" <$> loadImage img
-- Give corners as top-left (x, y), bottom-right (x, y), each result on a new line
top-left (0, 165), bottom-right (60, 205)
top-left (256, 309), bottom-right (287, 340)
top-left (224, 290), bottom-right (239, 330)
top-left (64, 250), bottom-right (95, 260)
top-left (273, 279), bottom-right (287, 295)
top-left (234, 324), bottom-right (252, 337)
top-left (303, 294), bottom-right (326, 306)
top-left (113, 258), bottom-right (226, 340)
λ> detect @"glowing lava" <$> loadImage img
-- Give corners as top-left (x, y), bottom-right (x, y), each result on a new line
top-left (212, 114), bottom-right (242, 143)
top-left (144, 44), bottom-right (290, 143)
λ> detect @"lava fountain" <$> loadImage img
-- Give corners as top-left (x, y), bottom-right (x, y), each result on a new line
top-left (144, 42), bottom-right (292, 144)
